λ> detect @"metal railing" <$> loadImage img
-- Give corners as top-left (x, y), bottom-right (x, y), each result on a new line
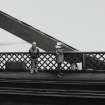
top-left (0, 52), bottom-right (105, 72)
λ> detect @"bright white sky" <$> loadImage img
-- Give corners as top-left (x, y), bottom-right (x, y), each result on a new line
top-left (0, 0), bottom-right (105, 52)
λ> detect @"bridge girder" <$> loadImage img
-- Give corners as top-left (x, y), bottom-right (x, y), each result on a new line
top-left (0, 11), bottom-right (77, 52)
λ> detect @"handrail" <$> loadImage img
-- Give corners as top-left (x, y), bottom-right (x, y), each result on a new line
top-left (0, 51), bottom-right (105, 54)
top-left (0, 52), bottom-right (104, 72)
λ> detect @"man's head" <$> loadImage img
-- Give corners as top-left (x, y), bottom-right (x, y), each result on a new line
top-left (32, 42), bottom-right (36, 48)
top-left (55, 42), bottom-right (62, 49)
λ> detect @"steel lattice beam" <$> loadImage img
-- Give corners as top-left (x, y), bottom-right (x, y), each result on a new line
top-left (0, 11), bottom-right (77, 52)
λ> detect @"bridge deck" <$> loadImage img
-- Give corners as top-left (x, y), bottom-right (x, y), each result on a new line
top-left (0, 71), bottom-right (104, 99)
top-left (0, 71), bottom-right (104, 81)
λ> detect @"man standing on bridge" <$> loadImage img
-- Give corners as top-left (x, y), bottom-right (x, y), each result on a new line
top-left (29, 42), bottom-right (39, 74)
top-left (55, 42), bottom-right (64, 78)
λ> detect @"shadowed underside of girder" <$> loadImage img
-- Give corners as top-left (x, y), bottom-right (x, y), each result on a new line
top-left (0, 11), bottom-right (77, 52)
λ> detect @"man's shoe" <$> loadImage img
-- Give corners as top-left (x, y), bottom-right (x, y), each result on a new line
top-left (30, 69), bottom-right (34, 74)
top-left (57, 74), bottom-right (63, 78)
top-left (35, 68), bottom-right (38, 73)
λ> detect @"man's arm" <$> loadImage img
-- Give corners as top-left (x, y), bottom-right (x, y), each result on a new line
top-left (36, 48), bottom-right (40, 57)
top-left (29, 48), bottom-right (33, 55)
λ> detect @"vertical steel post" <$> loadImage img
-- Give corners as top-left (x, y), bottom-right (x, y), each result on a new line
top-left (82, 53), bottom-right (86, 70)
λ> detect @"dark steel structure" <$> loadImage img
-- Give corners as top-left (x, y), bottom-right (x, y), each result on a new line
top-left (0, 52), bottom-right (104, 99)
top-left (0, 11), bottom-right (77, 52)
